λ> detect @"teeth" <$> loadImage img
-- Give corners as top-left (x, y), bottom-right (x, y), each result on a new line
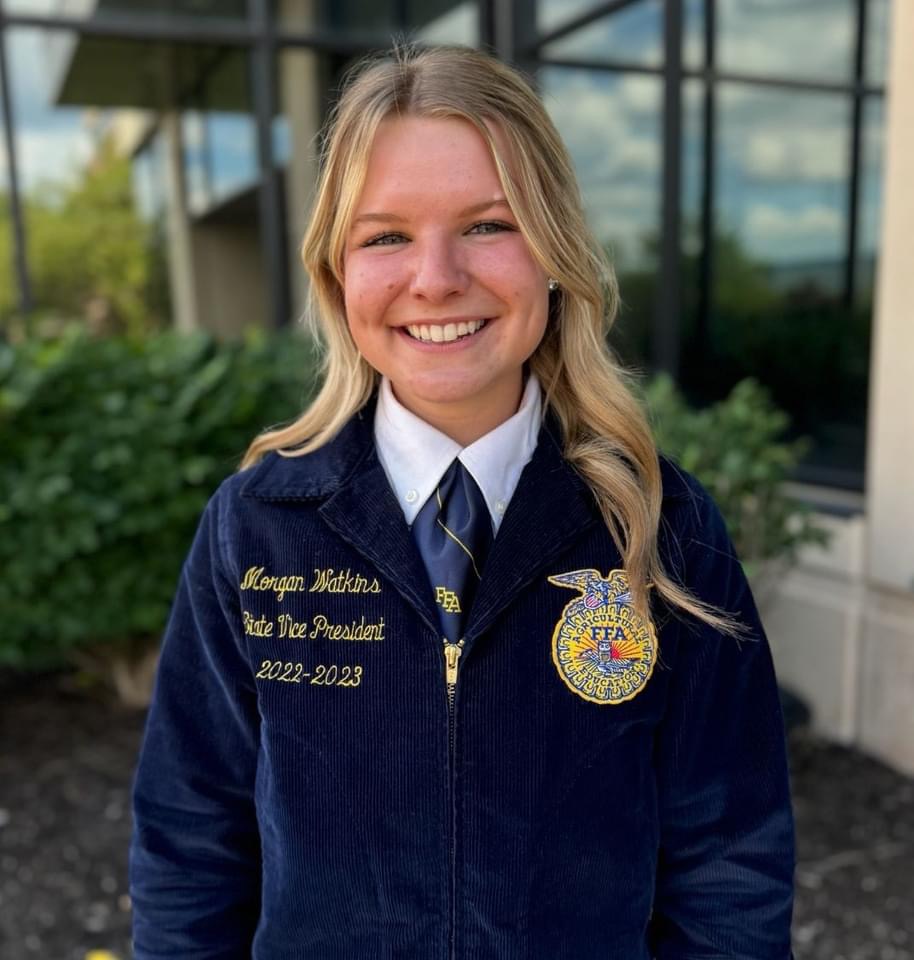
top-left (405, 319), bottom-right (486, 342)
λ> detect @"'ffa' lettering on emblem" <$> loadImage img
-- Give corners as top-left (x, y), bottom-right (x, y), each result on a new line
top-left (546, 569), bottom-right (657, 705)
top-left (435, 587), bottom-right (462, 613)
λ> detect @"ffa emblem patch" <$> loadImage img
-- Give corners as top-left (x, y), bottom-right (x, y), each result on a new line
top-left (547, 568), bottom-right (657, 705)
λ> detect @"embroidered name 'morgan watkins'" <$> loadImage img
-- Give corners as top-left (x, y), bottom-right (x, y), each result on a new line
top-left (309, 567), bottom-right (382, 594)
top-left (240, 567), bottom-right (306, 602)
top-left (239, 566), bottom-right (381, 601)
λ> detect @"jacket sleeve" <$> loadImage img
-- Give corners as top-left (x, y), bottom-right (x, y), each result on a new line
top-left (649, 482), bottom-right (796, 960)
top-left (129, 483), bottom-right (262, 959)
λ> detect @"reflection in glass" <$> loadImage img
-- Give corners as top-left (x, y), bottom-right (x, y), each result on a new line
top-left (3, 0), bottom-right (246, 18)
top-left (717, 0), bottom-right (855, 82)
top-left (415, 1), bottom-right (478, 45)
top-left (181, 50), bottom-right (257, 216)
top-left (679, 78), bottom-right (706, 381)
top-left (537, 0), bottom-right (610, 34)
top-left (541, 67), bottom-right (662, 367)
top-left (682, 0), bottom-right (704, 71)
top-left (857, 96), bottom-right (884, 304)
top-left (716, 85), bottom-right (850, 280)
top-left (541, 0), bottom-right (662, 68)
top-left (681, 83), bottom-right (870, 485)
top-left (865, 0), bottom-right (892, 87)
top-left (273, 0), bottom-right (477, 42)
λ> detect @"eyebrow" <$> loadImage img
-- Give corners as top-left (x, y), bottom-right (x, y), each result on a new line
top-left (351, 197), bottom-right (512, 226)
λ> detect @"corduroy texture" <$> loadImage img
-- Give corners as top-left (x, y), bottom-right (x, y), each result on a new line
top-left (130, 407), bottom-right (796, 959)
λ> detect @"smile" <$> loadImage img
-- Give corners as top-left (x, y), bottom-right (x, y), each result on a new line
top-left (404, 319), bottom-right (488, 343)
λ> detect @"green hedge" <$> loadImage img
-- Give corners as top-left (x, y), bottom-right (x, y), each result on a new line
top-left (644, 374), bottom-right (827, 571)
top-left (1, 329), bottom-right (824, 673)
top-left (0, 327), bottom-right (318, 670)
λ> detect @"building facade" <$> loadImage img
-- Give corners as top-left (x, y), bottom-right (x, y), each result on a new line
top-left (1, 0), bottom-right (912, 770)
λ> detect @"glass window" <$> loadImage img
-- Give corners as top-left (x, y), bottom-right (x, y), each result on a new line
top-left (541, 66), bottom-right (663, 366)
top-left (540, 0), bottom-right (663, 68)
top-left (679, 78), bottom-right (707, 366)
top-left (681, 83), bottom-right (868, 486)
top-left (865, 0), bottom-right (892, 87)
top-left (3, 0), bottom-right (246, 19)
top-left (537, 0), bottom-right (612, 34)
top-left (717, 0), bottom-right (856, 83)
top-left (683, 0), bottom-right (705, 71)
top-left (181, 50), bottom-right (257, 216)
top-left (274, 0), bottom-right (477, 43)
top-left (856, 95), bottom-right (884, 305)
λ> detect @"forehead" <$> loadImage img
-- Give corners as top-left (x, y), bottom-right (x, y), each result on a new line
top-left (352, 115), bottom-right (509, 212)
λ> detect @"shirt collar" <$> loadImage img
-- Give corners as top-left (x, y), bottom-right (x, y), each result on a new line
top-left (373, 374), bottom-right (542, 531)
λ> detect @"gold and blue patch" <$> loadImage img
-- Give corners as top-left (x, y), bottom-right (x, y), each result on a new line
top-left (547, 568), bottom-right (657, 705)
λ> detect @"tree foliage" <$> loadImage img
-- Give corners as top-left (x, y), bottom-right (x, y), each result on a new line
top-left (0, 136), bottom-right (169, 338)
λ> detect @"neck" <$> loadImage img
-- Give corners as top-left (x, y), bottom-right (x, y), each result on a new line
top-left (392, 379), bottom-right (524, 446)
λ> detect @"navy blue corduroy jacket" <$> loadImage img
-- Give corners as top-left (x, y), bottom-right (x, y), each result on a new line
top-left (129, 406), bottom-right (796, 959)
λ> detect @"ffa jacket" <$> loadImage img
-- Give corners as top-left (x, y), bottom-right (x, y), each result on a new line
top-left (129, 405), bottom-right (796, 960)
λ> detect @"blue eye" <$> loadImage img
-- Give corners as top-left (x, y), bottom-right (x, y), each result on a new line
top-left (362, 233), bottom-right (405, 247)
top-left (469, 221), bottom-right (513, 235)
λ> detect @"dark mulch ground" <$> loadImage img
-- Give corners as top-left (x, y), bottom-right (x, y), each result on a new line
top-left (1, 674), bottom-right (912, 960)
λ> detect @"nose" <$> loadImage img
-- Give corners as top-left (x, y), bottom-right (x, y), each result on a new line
top-left (408, 235), bottom-right (469, 302)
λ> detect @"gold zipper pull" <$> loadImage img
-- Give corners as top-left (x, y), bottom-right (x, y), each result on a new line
top-left (444, 638), bottom-right (465, 687)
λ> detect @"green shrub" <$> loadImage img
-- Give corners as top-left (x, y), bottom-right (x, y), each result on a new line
top-left (0, 327), bottom-right (318, 671)
top-left (644, 374), bottom-right (829, 572)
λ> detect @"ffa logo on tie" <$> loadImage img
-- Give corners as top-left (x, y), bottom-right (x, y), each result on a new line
top-left (435, 586), bottom-right (462, 613)
top-left (547, 568), bottom-right (657, 705)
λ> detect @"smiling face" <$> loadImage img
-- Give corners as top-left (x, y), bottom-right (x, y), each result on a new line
top-left (342, 115), bottom-right (550, 440)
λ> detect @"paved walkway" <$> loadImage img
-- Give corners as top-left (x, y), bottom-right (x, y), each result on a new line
top-left (789, 731), bottom-right (914, 960)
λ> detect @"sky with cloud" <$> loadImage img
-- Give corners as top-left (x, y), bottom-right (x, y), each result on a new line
top-left (540, 0), bottom-right (888, 273)
top-left (0, 0), bottom-right (890, 275)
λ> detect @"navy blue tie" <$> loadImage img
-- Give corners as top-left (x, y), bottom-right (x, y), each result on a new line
top-left (411, 460), bottom-right (493, 642)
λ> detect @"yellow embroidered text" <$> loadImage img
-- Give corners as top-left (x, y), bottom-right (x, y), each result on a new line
top-left (308, 614), bottom-right (386, 642)
top-left (435, 587), bottom-right (461, 613)
top-left (243, 610), bottom-right (274, 637)
top-left (240, 566), bottom-right (306, 602)
top-left (309, 568), bottom-right (382, 594)
top-left (254, 660), bottom-right (363, 686)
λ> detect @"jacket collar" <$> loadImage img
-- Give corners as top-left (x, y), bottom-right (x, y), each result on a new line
top-left (240, 400), bottom-right (604, 641)
top-left (239, 402), bottom-right (377, 502)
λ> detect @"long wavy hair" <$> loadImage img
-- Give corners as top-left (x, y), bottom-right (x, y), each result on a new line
top-left (242, 43), bottom-right (738, 635)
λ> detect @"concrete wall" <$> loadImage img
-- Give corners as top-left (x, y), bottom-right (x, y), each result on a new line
top-left (190, 222), bottom-right (268, 337)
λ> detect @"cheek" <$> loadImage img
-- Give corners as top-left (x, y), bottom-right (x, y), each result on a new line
top-left (343, 260), bottom-right (402, 323)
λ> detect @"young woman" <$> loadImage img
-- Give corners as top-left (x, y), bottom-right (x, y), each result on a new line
top-left (130, 44), bottom-right (795, 959)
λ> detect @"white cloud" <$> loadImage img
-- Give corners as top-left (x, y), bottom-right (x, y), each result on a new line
top-left (716, 0), bottom-right (854, 82)
top-left (743, 127), bottom-right (846, 181)
top-left (743, 202), bottom-right (844, 260)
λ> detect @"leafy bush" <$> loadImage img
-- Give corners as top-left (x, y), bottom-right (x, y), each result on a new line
top-left (644, 374), bottom-right (829, 572)
top-left (0, 327), bottom-right (318, 672)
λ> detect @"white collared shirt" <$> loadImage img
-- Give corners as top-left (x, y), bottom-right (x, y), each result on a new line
top-left (373, 374), bottom-right (542, 533)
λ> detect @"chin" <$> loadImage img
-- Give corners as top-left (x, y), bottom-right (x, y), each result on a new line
top-left (399, 372), bottom-right (489, 405)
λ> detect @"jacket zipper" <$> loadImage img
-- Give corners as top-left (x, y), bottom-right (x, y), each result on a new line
top-left (443, 637), bottom-right (464, 960)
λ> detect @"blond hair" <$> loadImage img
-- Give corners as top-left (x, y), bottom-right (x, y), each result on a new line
top-left (242, 44), bottom-right (738, 635)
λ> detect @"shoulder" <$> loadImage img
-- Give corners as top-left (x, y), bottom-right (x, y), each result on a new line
top-left (196, 408), bottom-right (376, 556)
top-left (656, 453), bottom-right (739, 587)
top-left (226, 407), bottom-right (376, 505)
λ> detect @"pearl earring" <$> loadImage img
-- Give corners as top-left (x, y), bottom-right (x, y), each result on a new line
top-left (547, 278), bottom-right (559, 291)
